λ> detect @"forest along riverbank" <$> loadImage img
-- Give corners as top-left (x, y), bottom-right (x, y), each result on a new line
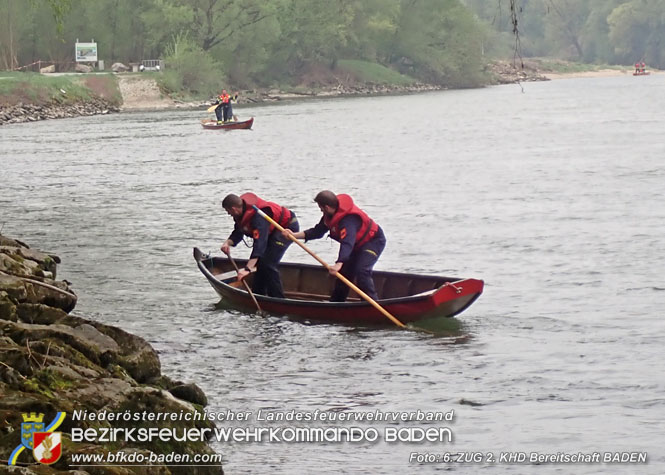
top-left (0, 60), bottom-right (551, 124)
top-left (0, 233), bottom-right (222, 474)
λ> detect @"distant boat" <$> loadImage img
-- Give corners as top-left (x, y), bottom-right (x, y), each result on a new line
top-left (193, 247), bottom-right (484, 325)
top-left (201, 117), bottom-right (254, 130)
top-left (633, 71), bottom-right (650, 76)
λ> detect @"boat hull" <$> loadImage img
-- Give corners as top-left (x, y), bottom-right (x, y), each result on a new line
top-left (193, 247), bottom-right (483, 325)
top-left (201, 117), bottom-right (254, 130)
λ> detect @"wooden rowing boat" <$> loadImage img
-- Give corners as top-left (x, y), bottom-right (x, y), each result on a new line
top-left (193, 247), bottom-right (483, 325)
top-left (200, 117), bottom-right (254, 130)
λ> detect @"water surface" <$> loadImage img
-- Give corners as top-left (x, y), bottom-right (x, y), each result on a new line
top-left (2, 75), bottom-right (664, 473)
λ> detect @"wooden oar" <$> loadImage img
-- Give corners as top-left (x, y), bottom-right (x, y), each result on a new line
top-left (225, 252), bottom-right (262, 313)
top-left (252, 205), bottom-right (406, 328)
top-left (207, 104), bottom-right (218, 113)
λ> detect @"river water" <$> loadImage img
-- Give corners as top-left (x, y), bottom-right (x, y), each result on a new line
top-left (2, 75), bottom-right (664, 474)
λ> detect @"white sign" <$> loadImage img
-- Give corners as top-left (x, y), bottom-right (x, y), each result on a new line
top-left (75, 42), bottom-right (98, 62)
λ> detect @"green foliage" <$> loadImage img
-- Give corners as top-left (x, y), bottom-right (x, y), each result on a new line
top-left (41, 0), bottom-right (72, 34)
top-left (532, 58), bottom-right (622, 73)
top-left (608, 0), bottom-right (665, 67)
top-left (465, 0), bottom-right (665, 68)
top-left (158, 32), bottom-right (221, 98)
top-left (9, 0), bottom-right (665, 97)
top-left (268, 0), bottom-right (355, 78)
top-left (388, 0), bottom-right (488, 87)
top-left (337, 59), bottom-right (415, 85)
top-left (0, 71), bottom-right (98, 105)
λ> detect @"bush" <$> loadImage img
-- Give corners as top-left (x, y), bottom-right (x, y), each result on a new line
top-left (158, 33), bottom-right (223, 98)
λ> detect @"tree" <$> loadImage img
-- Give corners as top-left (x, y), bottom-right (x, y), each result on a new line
top-left (389, 0), bottom-right (486, 87)
top-left (608, 0), bottom-right (665, 68)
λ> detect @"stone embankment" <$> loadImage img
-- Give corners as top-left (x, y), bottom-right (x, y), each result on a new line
top-left (240, 82), bottom-right (446, 103)
top-left (0, 63), bottom-right (550, 124)
top-left (0, 99), bottom-right (120, 125)
top-left (486, 60), bottom-right (550, 84)
top-left (0, 233), bottom-right (222, 474)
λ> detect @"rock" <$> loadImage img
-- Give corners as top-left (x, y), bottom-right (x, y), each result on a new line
top-left (112, 62), bottom-right (129, 72)
top-left (0, 235), bottom-right (29, 248)
top-left (0, 246), bottom-right (60, 276)
top-left (75, 63), bottom-right (93, 73)
top-left (0, 254), bottom-right (26, 277)
top-left (66, 377), bottom-right (134, 408)
top-left (55, 314), bottom-right (161, 383)
top-left (45, 364), bottom-right (88, 381)
top-left (16, 303), bottom-right (67, 325)
top-left (0, 274), bottom-right (77, 313)
top-left (0, 234), bottom-right (222, 473)
top-left (0, 291), bottom-right (18, 321)
top-left (39, 64), bottom-right (55, 73)
top-left (22, 278), bottom-right (77, 312)
top-left (169, 383), bottom-right (208, 406)
top-left (0, 273), bottom-right (28, 303)
top-left (3, 321), bottom-right (108, 366)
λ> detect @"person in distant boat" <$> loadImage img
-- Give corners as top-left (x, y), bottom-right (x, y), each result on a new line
top-left (221, 193), bottom-right (299, 298)
top-left (640, 62), bottom-right (646, 73)
top-left (635, 62), bottom-right (641, 74)
top-left (284, 191), bottom-right (386, 302)
top-left (214, 89), bottom-right (239, 123)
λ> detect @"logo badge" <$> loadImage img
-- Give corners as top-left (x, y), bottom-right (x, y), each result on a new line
top-left (33, 432), bottom-right (62, 464)
top-left (9, 411), bottom-right (66, 466)
top-left (20, 413), bottom-right (45, 450)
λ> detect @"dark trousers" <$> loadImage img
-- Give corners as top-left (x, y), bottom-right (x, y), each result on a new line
top-left (331, 227), bottom-right (386, 302)
top-left (252, 217), bottom-right (299, 298)
top-left (222, 104), bottom-right (233, 121)
top-left (215, 104), bottom-right (223, 121)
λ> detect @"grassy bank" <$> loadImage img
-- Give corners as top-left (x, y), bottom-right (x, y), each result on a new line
top-left (521, 58), bottom-right (626, 74)
top-left (0, 71), bottom-right (122, 107)
top-left (152, 58), bottom-right (421, 101)
top-left (335, 60), bottom-right (417, 85)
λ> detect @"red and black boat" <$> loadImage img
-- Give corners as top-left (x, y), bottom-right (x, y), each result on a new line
top-left (200, 117), bottom-right (254, 130)
top-left (193, 247), bottom-right (483, 325)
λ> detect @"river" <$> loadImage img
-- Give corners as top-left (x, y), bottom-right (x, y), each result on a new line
top-left (2, 75), bottom-right (664, 474)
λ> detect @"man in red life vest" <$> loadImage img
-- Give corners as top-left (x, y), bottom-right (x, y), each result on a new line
top-left (635, 62), bottom-right (640, 74)
top-left (221, 193), bottom-right (299, 298)
top-left (285, 191), bottom-right (386, 302)
top-left (214, 89), bottom-right (238, 123)
top-left (640, 62), bottom-right (646, 73)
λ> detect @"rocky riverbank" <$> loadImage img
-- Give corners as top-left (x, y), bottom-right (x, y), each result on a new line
top-left (1, 60), bottom-right (552, 122)
top-left (0, 233), bottom-right (222, 474)
top-left (0, 98), bottom-right (120, 125)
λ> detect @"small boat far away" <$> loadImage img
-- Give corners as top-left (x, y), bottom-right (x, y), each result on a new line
top-left (201, 117), bottom-right (254, 130)
top-left (193, 247), bottom-right (483, 326)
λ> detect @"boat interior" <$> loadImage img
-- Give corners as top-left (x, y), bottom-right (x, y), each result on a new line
top-left (200, 254), bottom-right (455, 302)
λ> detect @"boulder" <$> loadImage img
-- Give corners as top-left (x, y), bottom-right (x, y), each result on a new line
top-left (112, 62), bottom-right (129, 72)
top-left (75, 63), bottom-right (93, 73)
top-left (39, 64), bottom-right (55, 74)
top-left (0, 291), bottom-right (18, 321)
top-left (169, 383), bottom-right (208, 406)
top-left (0, 235), bottom-right (29, 247)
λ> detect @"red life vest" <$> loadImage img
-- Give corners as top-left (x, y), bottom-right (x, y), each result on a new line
top-left (238, 192), bottom-right (292, 237)
top-left (323, 194), bottom-right (378, 249)
top-left (219, 93), bottom-right (231, 104)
